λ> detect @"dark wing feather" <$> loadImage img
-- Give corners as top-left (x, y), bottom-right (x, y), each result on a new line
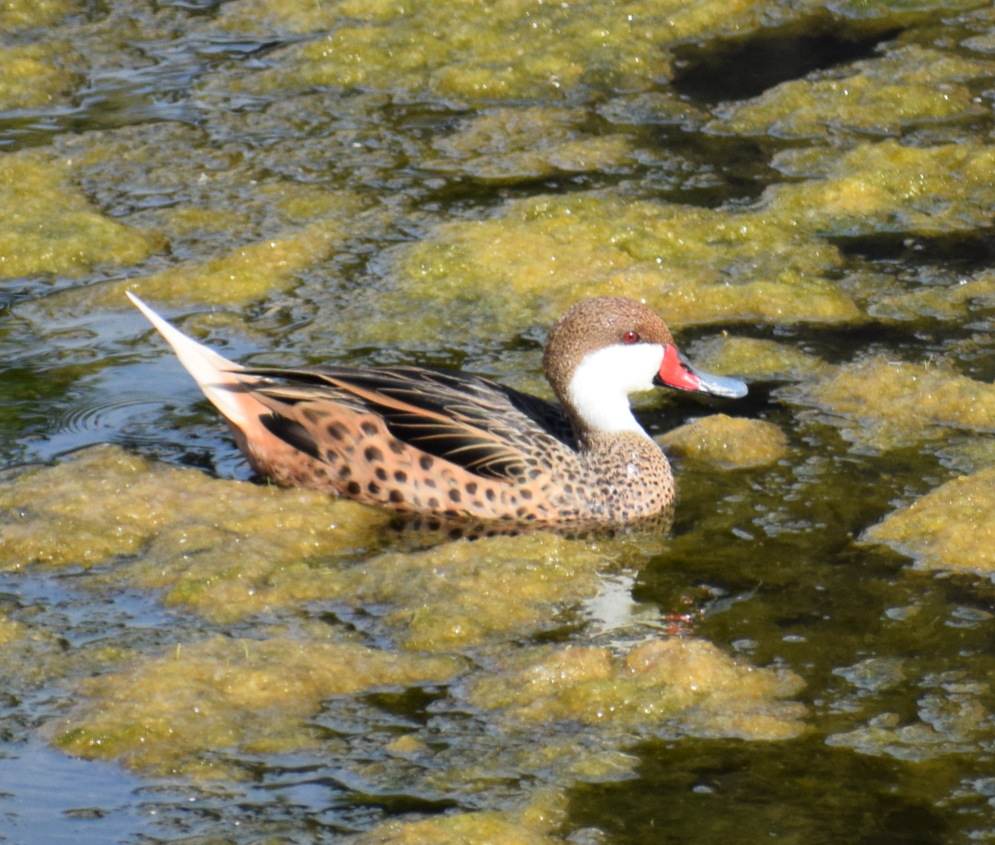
top-left (258, 414), bottom-right (322, 461)
top-left (241, 365), bottom-right (575, 482)
top-left (493, 383), bottom-right (577, 450)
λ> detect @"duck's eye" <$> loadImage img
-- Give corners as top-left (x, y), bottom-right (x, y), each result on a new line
top-left (622, 330), bottom-right (640, 344)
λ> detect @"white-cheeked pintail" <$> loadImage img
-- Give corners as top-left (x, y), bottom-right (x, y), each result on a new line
top-left (129, 294), bottom-right (747, 529)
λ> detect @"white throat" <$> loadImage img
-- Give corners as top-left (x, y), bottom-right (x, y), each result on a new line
top-left (566, 343), bottom-right (663, 437)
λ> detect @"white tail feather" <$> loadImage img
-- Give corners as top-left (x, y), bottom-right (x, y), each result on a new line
top-left (127, 291), bottom-right (254, 430)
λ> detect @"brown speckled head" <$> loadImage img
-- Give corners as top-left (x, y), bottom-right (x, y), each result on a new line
top-left (542, 297), bottom-right (675, 402)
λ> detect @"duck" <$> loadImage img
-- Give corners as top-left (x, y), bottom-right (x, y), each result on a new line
top-left (128, 293), bottom-right (746, 528)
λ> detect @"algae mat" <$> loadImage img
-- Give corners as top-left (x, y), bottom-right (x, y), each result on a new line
top-left (4, 0), bottom-right (995, 842)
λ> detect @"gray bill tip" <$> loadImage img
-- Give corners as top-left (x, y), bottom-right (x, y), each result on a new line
top-left (691, 367), bottom-right (749, 399)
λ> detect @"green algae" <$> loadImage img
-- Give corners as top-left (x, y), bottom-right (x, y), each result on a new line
top-left (370, 192), bottom-right (859, 346)
top-left (0, 150), bottom-right (162, 279)
top-left (343, 139), bottom-right (995, 344)
top-left (6, 122), bottom-right (388, 315)
top-left (344, 534), bottom-right (612, 651)
top-left (141, 529), bottom-right (612, 638)
top-left (423, 107), bottom-right (635, 184)
top-left (0, 612), bottom-right (24, 646)
top-left (0, 0), bottom-right (79, 31)
top-left (1, 443), bottom-right (808, 786)
top-left (707, 45), bottom-right (995, 138)
top-left (868, 268), bottom-right (995, 322)
top-left (834, 656), bottom-right (907, 692)
top-left (47, 122), bottom-right (388, 271)
top-left (659, 414), bottom-right (790, 469)
top-left (766, 141), bottom-right (995, 237)
top-left (315, 691), bottom-right (649, 809)
top-left (353, 791), bottom-right (569, 845)
top-left (469, 638), bottom-right (806, 739)
top-left (53, 635), bottom-right (463, 778)
top-left (0, 43), bottom-right (81, 111)
top-left (862, 465), bottom-right (995, 573)
top-left (0, 609), bottom-right (133, 700)
top-left (784, 357), bottom-right (995, 451)
top-left (51, 219), bottom-right (352, 311)
top-left (198, 90), bottom-right (421, 207)
top-left (219, 0), bottom-right (677, 101)
top-left (935, 436), bottom-right (995, 474)
top-left (963, 32), bottom-right (995, 53)
top-left (0, 444), bottom-right (388, 582)
top-left (687, 336), bottom-right (830, 382)
top-left (8, 118), bottom-right (396, 315)
top-left (212, 0), bottom-right (985, 102)
top-left (597, 90), bottom-right (708, 128)
top-left (0, 446), bottom-right (618, 637)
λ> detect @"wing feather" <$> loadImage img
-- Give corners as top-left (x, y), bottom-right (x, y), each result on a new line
top-left (241, 365), bottom-right (574, 482)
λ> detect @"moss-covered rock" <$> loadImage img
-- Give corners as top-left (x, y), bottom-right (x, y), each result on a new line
top-left (862, 465), bottom-right (995, 573)
top-left (469, 638), bottom-right (806, 739)
top-left (0, 150), bottom-right (162, 279)
top-left (0, 444), bottom-right (388, 582)
top-left (707, 45), bottom-right (995, 138)
top-left (766, 141), bottom-right (995, 237)
top-left (0, 43), bottom-right (81, 110)
top-left (423, 107), bottom-right (635, 184)
top-left (660, 414), bottom-right (790, 469)
top-left (783, 357), bottom-right (995, 451)
top-left (53, 636), bottom-right (463, 777)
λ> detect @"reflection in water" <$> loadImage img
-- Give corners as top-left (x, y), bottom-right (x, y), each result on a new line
top-left (0, 742), bottom-right (149, 844)
top-left (0, 33), bottom-right (289, 151)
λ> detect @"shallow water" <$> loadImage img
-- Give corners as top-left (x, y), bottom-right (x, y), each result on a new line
top-left (4, 0), bottom-right (995, 843)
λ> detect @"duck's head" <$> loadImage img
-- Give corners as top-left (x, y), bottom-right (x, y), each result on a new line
top-left (543, 297), bottom-right (747, 438)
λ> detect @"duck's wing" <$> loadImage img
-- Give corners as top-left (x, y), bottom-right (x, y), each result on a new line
top-left (244, 365), bottom-right (576, 482)
top-left (493, 381), bottom-right (577, 449)
top-left (128, 292), bottom-right (575, 487)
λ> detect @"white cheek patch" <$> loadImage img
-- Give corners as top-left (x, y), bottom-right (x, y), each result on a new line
top-left (567, 343), bottom-right (664, 436)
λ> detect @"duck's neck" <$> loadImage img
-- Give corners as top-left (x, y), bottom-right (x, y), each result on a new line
top-left (558, 342), bottom-right (662, 446)
top-left (566, 396), bottom-right (649, 442)
top-left (563, 372), bottom-right (655, 452)
top-left (573, 423), bottom-right (656, 455)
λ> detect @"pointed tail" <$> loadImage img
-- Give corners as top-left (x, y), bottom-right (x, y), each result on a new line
top-left (127, 291), bottom-right (263, 434)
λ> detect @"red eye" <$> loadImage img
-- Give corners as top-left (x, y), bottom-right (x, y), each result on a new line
top-left (622, 330), bottom-right (640, 344)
